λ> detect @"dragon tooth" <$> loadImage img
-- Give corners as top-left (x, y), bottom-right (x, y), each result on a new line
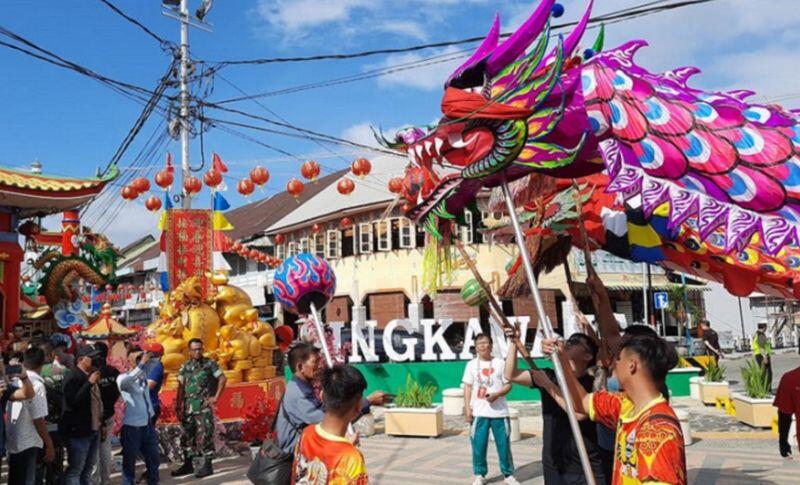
top-left (434, 137), bottom-right (444, 155)
top-left (424, 140), bottom-right (433, 155)
top-left (448, 133), bottom-right (463, 147)
top-left (415, 144), bottom-right (424, 160)
top-left (407, 148), bottom-right (417, 164)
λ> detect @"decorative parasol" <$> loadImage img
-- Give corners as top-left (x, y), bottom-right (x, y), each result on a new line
top-left (74, 303), bottom-right (136, 340)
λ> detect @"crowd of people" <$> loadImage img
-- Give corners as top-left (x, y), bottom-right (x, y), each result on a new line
top-left (0, 323), bottom-right (227, 485)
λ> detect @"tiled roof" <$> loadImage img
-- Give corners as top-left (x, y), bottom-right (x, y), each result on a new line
top-left (0, 165), bottom-right (117, 193)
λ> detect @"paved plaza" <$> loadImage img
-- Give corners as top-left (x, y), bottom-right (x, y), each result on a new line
top-left (96, 352), bottom-right (800, 484)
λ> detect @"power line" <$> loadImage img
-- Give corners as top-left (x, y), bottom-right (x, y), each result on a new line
top-left (97, 0), bottom-right (173, 50)
top-left (206, 0), bottom-right (720, 67)
top-left (0, 25), bottom-right (156, 96)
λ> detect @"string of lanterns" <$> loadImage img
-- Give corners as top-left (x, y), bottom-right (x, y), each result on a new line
top-left (121, 152), bottom-right (373, 210)
top-left (223, 236), bottom-right (283, 268)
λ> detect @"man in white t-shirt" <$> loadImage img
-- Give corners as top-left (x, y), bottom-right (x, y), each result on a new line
top-left (462, 333), bottom-right (518, 485)
top-left (7, 346), bottom-right (55, 485)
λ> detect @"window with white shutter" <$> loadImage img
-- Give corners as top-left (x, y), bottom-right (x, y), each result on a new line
top-left (326, 230), bottom-right (340, 259)
top-left (358, 223), bottom-right (373, 253)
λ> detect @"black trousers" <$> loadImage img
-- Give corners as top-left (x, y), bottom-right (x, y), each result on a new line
top-left (755, 354), bottom-right (773, 391)
top-left (8, 447), bottom-right (39, 485)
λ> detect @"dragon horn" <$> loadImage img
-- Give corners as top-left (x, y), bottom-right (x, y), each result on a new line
top-left (592, 23), bottom-right (605, 52)
top-left (545, 0), bottom-right (593, 63)
top-left (447, 13), bottom-right (500, 86)
top-left (371, 126), bottom-right (404, 150)
top-left (486, 0), bottom-right (556, 77)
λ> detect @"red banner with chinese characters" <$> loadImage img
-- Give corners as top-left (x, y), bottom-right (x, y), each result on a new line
top-left (166, 209), bottom-right (213, 298)
top-left (157, 378), bottom-right (286, 423)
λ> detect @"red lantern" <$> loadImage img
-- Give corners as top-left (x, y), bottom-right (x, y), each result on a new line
top-left (132, 177), bottom-right (151, 193)
top-left (248, 248), bottom-right (260, 260)
top-left (337, 178), bottom-right (355, 196)
top-left (301, 160), bottom-right (321, 182)
top-left (121, 186), bottom-right (138, 200)
top-left (184, 176), bottom-right (202, 195)
top-left (388, 177), bottom-right (404, 194)
top-left (250, 166), bottom-right (269, 186)
top-left (155, 169), bottom-right (174, 189)
top-left (311, 223), bottom-right (322, 234)
top-left (286, 178), bottom-right (304, 199)
top-left (232, 241), bottom-right (243, 252)
top-left (238, 178), bottom-right (255, 196)
top-left (145, 195), bottom-right (162, 212)
top-left (341, 217), bottom-right (353, 228)
top-left (203, 169), bottom-right (223, 188)
top-left (274, 234), bottom-right (285, 245)
top-left (351, 158), bottom-right (372, 179)
top-left (401, 202), bottom-right (413, 213)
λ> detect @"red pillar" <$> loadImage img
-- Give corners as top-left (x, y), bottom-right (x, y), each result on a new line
top-left (62, 210), bottom-right (80, 256)
top-left (0, 211), bottom-right (23, 334)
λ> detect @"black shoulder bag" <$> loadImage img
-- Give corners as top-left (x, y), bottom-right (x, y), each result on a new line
top-left (247, 398), bottom-right (307, 485)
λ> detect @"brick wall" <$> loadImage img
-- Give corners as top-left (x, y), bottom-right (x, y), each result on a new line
top-left (367, 292), bottom-right (407, 329)
top-left (512, 289), bottom-right (559, 328)
top-left (433, 290), bottom-right (480, 323)
top-left (326, 296), bottom-right (352, 323)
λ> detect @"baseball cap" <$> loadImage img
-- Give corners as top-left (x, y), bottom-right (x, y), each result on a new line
top-left (142, 341), bottom-right (164, 354)
top-left (76, 345), bottom-right (100, 359)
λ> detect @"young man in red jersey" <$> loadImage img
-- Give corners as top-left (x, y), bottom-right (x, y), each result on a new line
top-left (542, 331), bottom-right (686, 485)
top-left (292, 364), bottom-right (368, 485)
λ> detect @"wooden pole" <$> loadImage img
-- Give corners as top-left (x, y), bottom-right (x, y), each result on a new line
top-left (455, 240), bottom-right (537, 370)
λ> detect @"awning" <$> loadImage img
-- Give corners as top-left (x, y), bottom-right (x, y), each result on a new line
top-left (601, 284), bottom-right (710, 292)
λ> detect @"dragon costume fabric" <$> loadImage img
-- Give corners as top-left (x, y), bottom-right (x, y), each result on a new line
top-left (378, 0), bottom-right (800, 270)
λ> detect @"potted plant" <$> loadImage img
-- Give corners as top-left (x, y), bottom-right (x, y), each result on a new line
top-left (731, 360), bottom-right (776, 428)
top-left (698, 359), bottom-right (729, 404)
top-left (384, 374), bottom-right (443, 437)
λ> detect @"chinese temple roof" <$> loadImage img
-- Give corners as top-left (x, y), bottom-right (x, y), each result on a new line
top-left (0, 164), bottom-right (119, 218)
top-left (75, 303), bottom-right (136, 340)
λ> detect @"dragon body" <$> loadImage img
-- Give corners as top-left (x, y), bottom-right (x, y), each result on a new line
top-left (380, 0), bottom-right (800, 260)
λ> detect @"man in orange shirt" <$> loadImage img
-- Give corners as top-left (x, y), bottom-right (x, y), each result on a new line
top-left (292, 364), bottom-right (368, 485)
top-left (543, 332), bottom-right (686, 485)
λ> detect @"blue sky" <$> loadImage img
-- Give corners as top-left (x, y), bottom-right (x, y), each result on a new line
top-left (2, 0), bottom-right (798, 245)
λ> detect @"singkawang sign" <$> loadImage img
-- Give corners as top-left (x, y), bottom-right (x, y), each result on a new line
top-left (329, 317), bottom-right (534, 362)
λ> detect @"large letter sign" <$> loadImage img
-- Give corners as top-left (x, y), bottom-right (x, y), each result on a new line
top-left (383, 319), bottom-right (418, 362)
top-left (421, 319), bottom-right (456, 361)
top-left (459, 318), bottom-right (485, 360)
top-left (349, 320), bottom-right (379, 363)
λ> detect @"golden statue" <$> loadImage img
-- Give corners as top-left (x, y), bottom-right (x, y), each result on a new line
top-left (148, 273), bottom-right (278, 387)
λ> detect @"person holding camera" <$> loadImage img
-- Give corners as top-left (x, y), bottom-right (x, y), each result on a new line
top-left (61, 345), bottom-right (104, 485)
top-left (1, 351), bottom-right (37, 484)
top-left (117, 347), bottom-right (160, 485)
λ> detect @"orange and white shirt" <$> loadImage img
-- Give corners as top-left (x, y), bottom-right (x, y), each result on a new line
top-left (589, 391), bottom-right (686, 485)
top-left (292, 424), bottom-right (368, 485)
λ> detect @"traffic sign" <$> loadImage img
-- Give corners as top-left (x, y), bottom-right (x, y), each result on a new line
top-left (654, 291), bottom-right (669, 310)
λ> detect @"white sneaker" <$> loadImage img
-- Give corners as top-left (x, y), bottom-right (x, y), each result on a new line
top-left (504, 476), bottom-right (521, 485)
top-left (471, 477), bottom-right (486, 485)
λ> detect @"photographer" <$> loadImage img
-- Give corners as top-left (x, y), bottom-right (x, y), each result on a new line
top-left (0, 358), bottom-right (35, 479)
top-left (61, 345), bottom-right (104, 485)
top-left (117, 347), bottom-right (159, 485)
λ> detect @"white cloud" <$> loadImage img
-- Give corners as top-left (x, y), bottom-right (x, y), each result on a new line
top-left (373, 46), bottom-right (465, 91)
top-left (255, 0), bottom-right (374, 33)
top-left (340, 122), bottom-right (409, 149)
top-left (83, 202), bottom-right (160, 248)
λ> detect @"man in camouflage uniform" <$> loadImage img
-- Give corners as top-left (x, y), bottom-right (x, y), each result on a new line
top-left (171, 338), bottom-right (227, 478)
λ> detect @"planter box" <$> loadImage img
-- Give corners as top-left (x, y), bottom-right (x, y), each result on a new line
top-left (731, 393), bottom-right (776, 428)
top-left (384, 406), bottom-right (443, 437)
top-left (699, 380), bottom-right (729, 405)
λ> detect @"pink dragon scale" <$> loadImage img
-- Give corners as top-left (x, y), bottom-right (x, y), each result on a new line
top-left (377, 0), bottom-right (800, 257)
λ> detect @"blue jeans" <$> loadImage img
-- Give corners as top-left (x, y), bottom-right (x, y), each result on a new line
top-left (470, 416), bottom-right (515, 478)
top-left (64, 432), bottom-right (99, 485)
top-left (121, 424), bottom-right (160, 485)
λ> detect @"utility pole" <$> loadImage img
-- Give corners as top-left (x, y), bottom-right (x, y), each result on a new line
top-left (738, 296), bottom-right (746, 350)
top-left (642, 263), bottom-right (648, 326)
top-left (179, 0), bottom-right (191, 208)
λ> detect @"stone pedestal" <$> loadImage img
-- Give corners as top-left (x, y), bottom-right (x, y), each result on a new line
top-left (442, 388), bottom-right (464, 416)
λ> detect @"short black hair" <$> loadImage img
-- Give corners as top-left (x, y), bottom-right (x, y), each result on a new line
top-left (474, 333), bottom-right (492, 344)
top-left (623, 324), bottom-right (659, 338)
top-left (620, 334), bottom-right (678, 383)
top-left (94, 341), bottom-right (109, 359)
top-left (321, 364), bottom-right (367, 415)
top-left (23, 347), bottom-right (46, 370)
top-left (37, 340), bottom-right (54, 356)
top-left (188, 338), bottom-right (203, 348)
top-left (567, 332), bottom-right (599, 367)
top-left (288, 342), bottom-right (318, 373)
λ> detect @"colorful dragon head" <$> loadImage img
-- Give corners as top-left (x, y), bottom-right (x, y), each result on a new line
top-left (377, 0), bottom-right (602, 237)
top-left (381, 0), bottom-right (800, 258)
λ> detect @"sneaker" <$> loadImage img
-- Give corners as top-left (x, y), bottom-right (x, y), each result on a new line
top-left (504, 476), bottom-right (521, 485)
top-left (472, 477), bottom-right (486, 485)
